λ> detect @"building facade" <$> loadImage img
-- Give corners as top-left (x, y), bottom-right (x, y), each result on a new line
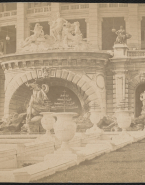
top-left (0, 3), bottom-right (145, 121)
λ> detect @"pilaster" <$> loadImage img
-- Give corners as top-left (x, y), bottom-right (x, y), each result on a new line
top-left (88, 3), bottom-right (99, 50)
top-left (16, 3), bottom-right (29, 51)
top-left (112, 62), bottom-right (129, 112)
top-left (126, 4), bottom-right (141, 49)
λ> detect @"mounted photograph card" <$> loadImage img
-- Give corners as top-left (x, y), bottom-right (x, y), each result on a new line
top-left (0, 2), bottom-right (145, 184)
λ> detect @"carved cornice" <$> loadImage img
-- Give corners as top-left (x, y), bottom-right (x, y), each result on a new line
top-left (112, 69), bottom-right (128, 75)
top-left (0, 52), bottom-right (111, 71)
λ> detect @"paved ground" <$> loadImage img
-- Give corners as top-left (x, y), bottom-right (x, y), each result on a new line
top-left (34, 139), bottom-right (145, 183)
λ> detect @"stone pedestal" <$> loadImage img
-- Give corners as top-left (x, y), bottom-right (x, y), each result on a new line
top-left (113, 44), bottom-right (128, 57)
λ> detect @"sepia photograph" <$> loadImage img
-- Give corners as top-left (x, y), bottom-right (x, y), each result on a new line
top-left (0, 2), bottom-right (145, 183)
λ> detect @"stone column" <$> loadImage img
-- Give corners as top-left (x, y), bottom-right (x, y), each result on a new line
top-left (126, 4), bottom-right (141, 49)
top-left (88, 3), bottom-right (99, 50)
top-left (16, 2), bottom-right (29, 51)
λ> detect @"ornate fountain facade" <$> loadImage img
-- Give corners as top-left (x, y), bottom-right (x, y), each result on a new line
top-left (0, 13), bottom-right (112, 132)
top-left (1, 3), bottom-right (145, 132)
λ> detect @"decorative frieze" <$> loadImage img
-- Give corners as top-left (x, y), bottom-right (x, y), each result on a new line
top-left (1, 58), bottom-right (108, 71)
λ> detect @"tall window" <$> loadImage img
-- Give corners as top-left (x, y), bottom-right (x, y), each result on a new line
top-left (0, 4), bottom-right (5, 12)
top-left (0, 3), bottom-right (16, 12)
top-left (102, 17), bottom-right (125, 50)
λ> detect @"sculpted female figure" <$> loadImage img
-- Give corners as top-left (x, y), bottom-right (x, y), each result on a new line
top-left (50, 13), bottom-right (67, 41)
top-left (25, 82), bottom-right (49, 132)
top-left (21, 23), bottom-right (44, 48)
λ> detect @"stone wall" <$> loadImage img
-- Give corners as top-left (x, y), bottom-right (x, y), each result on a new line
top-left (0, 66), bottom-right (5, 120)
top-left (106, 65), bottom-right (114, 116)
top-left (9, 84), bottom-right (31, 115)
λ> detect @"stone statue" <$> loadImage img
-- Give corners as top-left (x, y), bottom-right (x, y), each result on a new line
top-left (19, 13), bottom-right (90, 52)
top-left (0, 112), bottom-right (26, 133)
top-left (21, 23), bottom-right (45, 48)
top-left (62, 21), bottom-right (82, 48)
top-left (48, 12), bottom-right (67, 41)
top-left (114, 26), bottom-right (132, 44)
top-left (25, 81), bottom-right (50, 132)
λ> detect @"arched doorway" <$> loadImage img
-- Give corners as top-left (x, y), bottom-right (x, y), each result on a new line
top-left (135, 83), bottom-right (145, 117)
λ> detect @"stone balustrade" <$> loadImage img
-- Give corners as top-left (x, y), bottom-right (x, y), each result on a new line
top-left (60, 3), bottom-right (89, 11)
top-left (0, 10), bottom-right (17, 19)
top-left (99, 3), bottom-right (128, 8)
top-left (127, 50), bottom-right (145, 57)
top-left (27, 5), bottom-right (51, 15)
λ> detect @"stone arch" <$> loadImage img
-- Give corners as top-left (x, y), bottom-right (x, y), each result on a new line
top-left (128, 74), bottom-right (145, 116)
top-left (4, 69), bottom-right (99, 117)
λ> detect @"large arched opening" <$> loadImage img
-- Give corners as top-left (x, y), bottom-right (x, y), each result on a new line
top-left (135, 83), bottom-right (145, 117)
top-left (9, 77), bottom-right (86, 116)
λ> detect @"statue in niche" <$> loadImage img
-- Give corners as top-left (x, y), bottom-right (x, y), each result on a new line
top-left (113, 26), bottom-right (132, 44)
top-left (24, 81), bottom-right (50, 132)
